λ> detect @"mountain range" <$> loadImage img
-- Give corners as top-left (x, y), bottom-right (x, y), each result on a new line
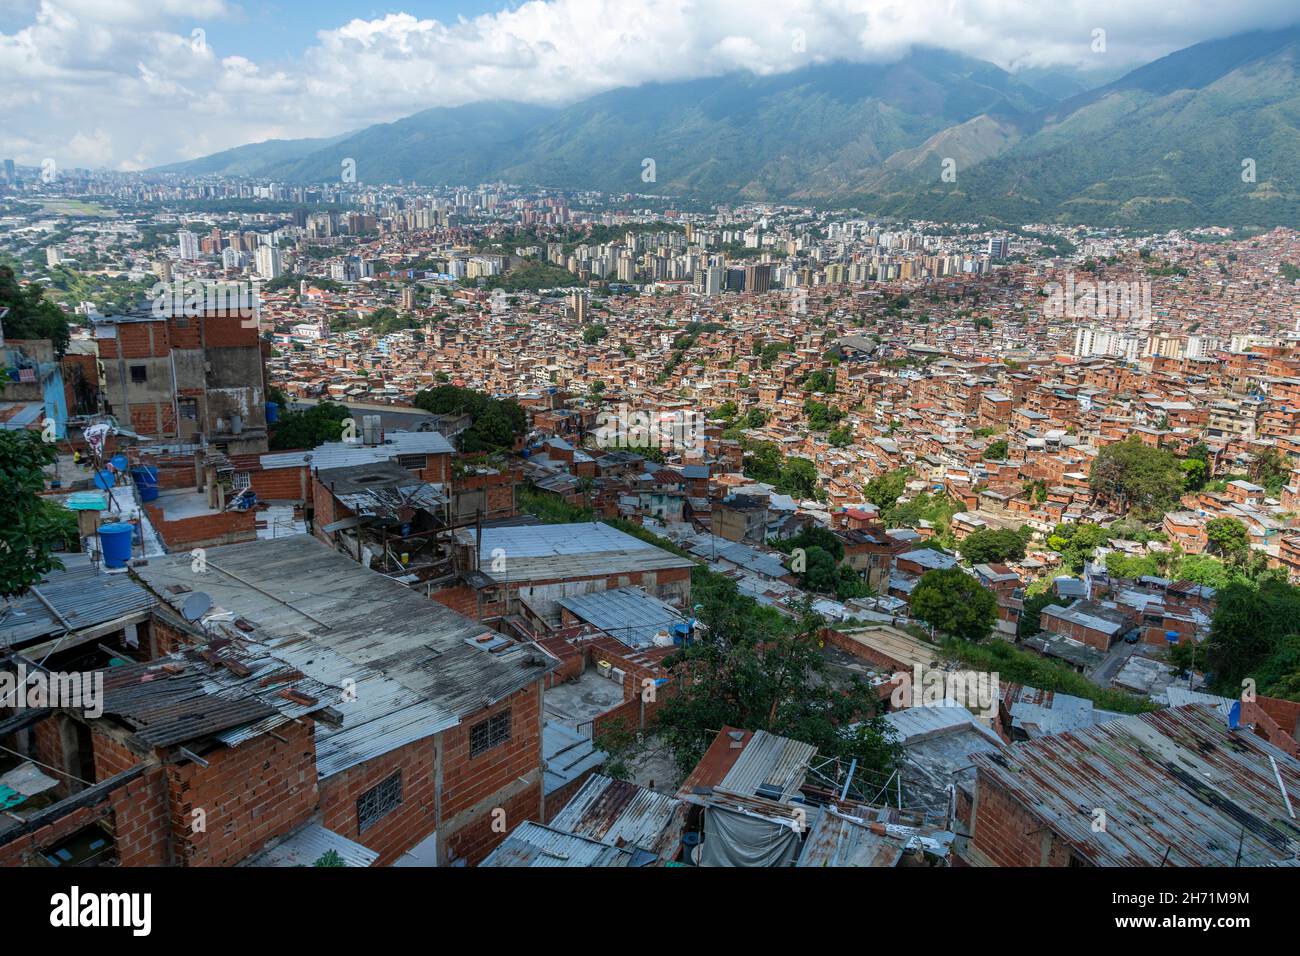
top-left (158, 27), bottom-right (1300, 228)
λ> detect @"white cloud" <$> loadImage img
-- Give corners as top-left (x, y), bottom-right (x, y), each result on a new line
top-left (2, 0), bottom-right (1297, 169)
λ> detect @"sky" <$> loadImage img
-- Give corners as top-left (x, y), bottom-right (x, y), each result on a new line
top-left (2, 0), bottom-right (1299, 172)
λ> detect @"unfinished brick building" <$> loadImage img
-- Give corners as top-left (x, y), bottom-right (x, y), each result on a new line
top-left (93, 306), bottom-right (270, 455)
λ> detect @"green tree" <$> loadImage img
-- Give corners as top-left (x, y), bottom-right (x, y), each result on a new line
top-left (1019, 590), bottom-right (1065, 638)
top-left (865, 469), bottom-right (909, 513)
top-left (1204, 578), bottom-right (1300, 691)
top-left (772, 526), bottom-right (845, 562)
top-left (1046, 522), bottom-right (1110, 573)
top-left (960, 527), bottom-right (1027, 565)
top-left (268, 402), bottom-right (350, 451)
top-left (803, 400), bottom-right (842, 431)
top-left (1180, 457), bottom-right (1208, 491)
top-left (743, 441), bottom-right (784, 484)
top-left (1105, 552), bottom-right (1160, 579)
top-left (801, 545), bottom-right (841, 594)
top-left (0, 431), bottom-right (74, 600)
top-left (1205, 517), bottom-right (1250, 563)
top-left (1252, 633), bottom-right (1300, 701)
top-left (1172, 554), bottom-right (1247, 590)
top-left (777, 457), bottom-right (819, 500)
top-left (712, 400), bottom-right (738, 421)
top-left (1089, 437), bottom-right (1183, 520)
top-left (910, 567), bottom-right (997, 642)
top-left (828, 425), bottom-right (853, 447)
top-left (653, 599), bottom-right (903, 780)
top-left (1248, 447), bottom-right (1289, 496)
top-left (0, 265), bottom-right (73, 357)
top-left (413, 385), bottom-right (526, 453)
top-left (983, 439), bottom-right (1009, 460)
top-left (800, 368), bottom-right (836, 393)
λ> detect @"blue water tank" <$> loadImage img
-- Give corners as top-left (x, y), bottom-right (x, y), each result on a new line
top-left (265, 401), bottom-right (280, 424)
top-left (110, 454), bottom-right (128, 471)
top-left (98, 523), bottom-right (134, 568)
top-left (131, 466), bottom-right (159, 502)
top-left (93, 470), bottom-right (116, 490)
top-left (680, 831), bottom-right (702, 866)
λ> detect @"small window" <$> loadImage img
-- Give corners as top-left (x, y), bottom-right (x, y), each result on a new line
top-left (130, 365), bottom-right (147, 384)
top-left (357, 771), bottom-right (402, 833)
top-left (178, 397), bottom-right (198, 421)
top-left (232, 471), bottom-right (251, 491)
top-left (470, 709), bottom-right (511, 757)
top-left (398, 454), bottom-right (427, 471)
top-left (41, 824), bottom-right (116, 867)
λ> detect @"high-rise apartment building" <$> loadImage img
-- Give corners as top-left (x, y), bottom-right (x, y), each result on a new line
top-left (177, 230), bottom-right (199, 261)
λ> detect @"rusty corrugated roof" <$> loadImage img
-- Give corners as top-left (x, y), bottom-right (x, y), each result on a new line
top-left (972, 703), bottom-right (1300, 866)
top-left (549, 774), bottom-right (685, 856)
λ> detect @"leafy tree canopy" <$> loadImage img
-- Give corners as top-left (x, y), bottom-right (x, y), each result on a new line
top-left (413, 385), bottom-right (526, 453)
top-left (960, 527), bottom-right (1029, 566)
top-left (0, 431), bottom-right (74, 600)
top-left (910, 567), bottom-right (997, 643)
top-left (1089, 437), bottom-right (1183, 520)
top-left (0, 265), bottom-right (72, 357)
top-left (268, 401), bottom-right (350, 451)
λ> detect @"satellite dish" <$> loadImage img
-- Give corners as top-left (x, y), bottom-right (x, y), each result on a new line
top-left (181, 592), bottom-right (212, 623)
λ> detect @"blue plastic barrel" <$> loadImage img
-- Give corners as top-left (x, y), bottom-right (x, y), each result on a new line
top-left (98, 523), bottom-right (134, 568)
top-left (110, 454), bottom-right (128, 471)
top-left (130, 466), bottom-right (159, 502)
top-left (680, 832), bottom-right (702, 866)
top-left (93, 470), bottom-right (116, 490)
top-left (265, 401), bottom-right (280, 424)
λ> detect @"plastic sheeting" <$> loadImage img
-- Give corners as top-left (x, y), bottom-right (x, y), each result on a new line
top-left (699, 806), bottom-right (801, 867)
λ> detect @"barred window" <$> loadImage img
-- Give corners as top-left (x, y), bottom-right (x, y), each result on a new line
top-left (357, 771), bottom-right (402, 833)
top-left (470, 710), bottom-right (511, 757)
top-left (398, 454), bottom-right (427, 471)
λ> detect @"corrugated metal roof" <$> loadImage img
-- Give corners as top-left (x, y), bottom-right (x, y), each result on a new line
top-left (972, 704), bottom-right (1300, 866)
top-left (95, 648), bottom-right (326, 748)
top-left (796, 810), bottom-right (908, 867)
top-left (884, 704), bottom-right (1004, 746)
top-left (542, 721), bottom-right (607, 794)
top-left (717, 729), bottom-right (816, 801)
top-left (682, 534), bottom-right (788, 579)
top-left (549, 773), bottom-right (683, 853)
top-left (317, 460), bottom-right (448, 522)
top-left (459, 523), bottom-right (694, 584)
top-left (133, 536), bottom-right (550, 772)
top-left (556, 586), bottom-right (685, 649)
top-left (897, 549), bottom-right (959, 570)
top-left (0, 555), bottom-right (155, 650)
top-left (331, 478), bottom-right (447, 518)
top-left (259, 430), bottom-right (453, 471)
top-left (1003, 684), bottom-right (1125, 737)
top-left (242, 823), bottom-right (379, 867)
top-left (479, 821), bottom-right (633, 867)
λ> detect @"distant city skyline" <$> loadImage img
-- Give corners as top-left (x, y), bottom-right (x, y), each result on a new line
top-left (4, 0), bottom-right (1300, 171)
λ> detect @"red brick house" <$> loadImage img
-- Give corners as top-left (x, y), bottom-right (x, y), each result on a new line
top-left (0, 535), bottom-right (557, 869)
